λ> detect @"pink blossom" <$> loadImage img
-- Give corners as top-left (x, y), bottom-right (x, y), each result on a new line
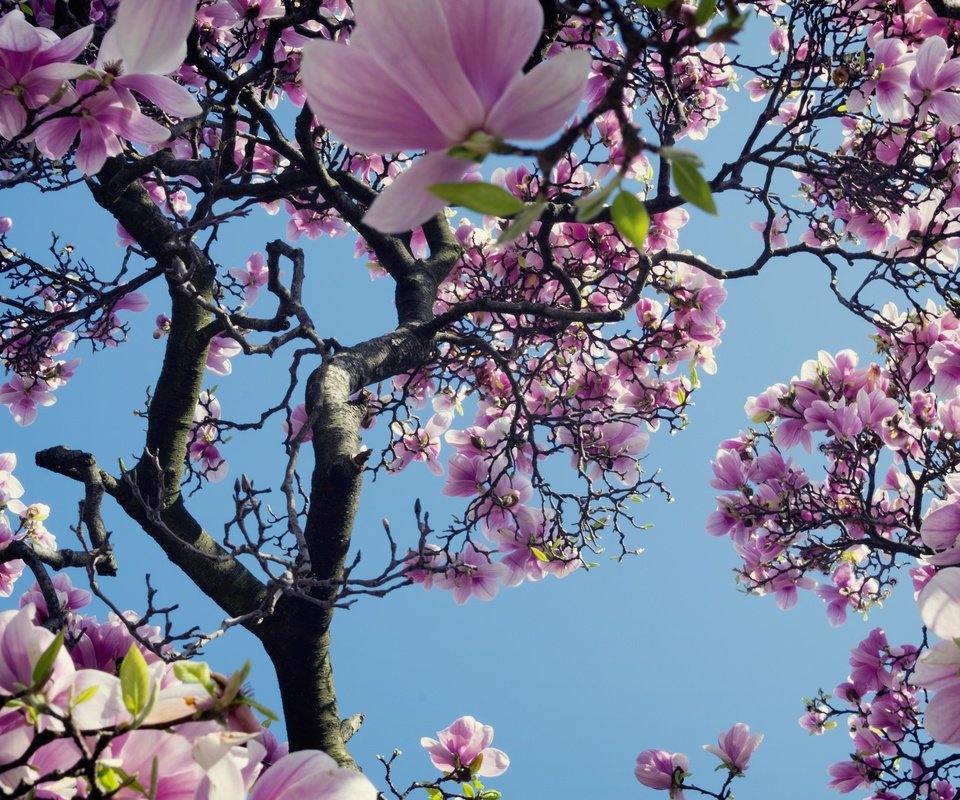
top-left (846, 38), bottom-right (912, 120)
top-left (909, 35), bottom-right (960, 126)
top-left (436, 543), bottom-right (506, 604)
top-left (0, 374), bottom-right (56, 426)
top-left (206, 334), bottom-right (243, 375)
top-left (0, 10), bottom-right (93, 139)
top-left (229, 251), bottom-right (270, 307)
top-left (919, 568), bottom-right (960, 640)
top-left (282, 403), bottom-right (313, 443)
top-left (634, 749), bottom-right (688, 798)
top-left (827, 760), bottom-right (870, 793)
top-left (95, 0), bottom-right (202, 119)
top-left (420, 715), bottom-right (509, 778)
top-left (703, 722), bottom-right (763, 774)
top-left (249, 749), bottom-right (377, 799)
top-left (300, 0), bottom-right (590, 232)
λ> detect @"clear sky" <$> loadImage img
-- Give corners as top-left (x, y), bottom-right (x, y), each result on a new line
top-left (0, 30), bottom-right (924, 800)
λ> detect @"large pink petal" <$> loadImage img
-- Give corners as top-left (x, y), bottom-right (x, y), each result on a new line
top-left (439, 0), bottom-right (542, 110)
top-left (355, 0), bottom-right (484, 143)
top-left (926, 684), bottom-right (960, 746)
top-left (922, 501), bottom-right (960, 551)
top-left (77, 117), bottom-right (109, 175)
top-left (363, 152), bottom-right (468, 234)
top-left (32, 116), bottom-right (81, 160)
top-left (249, 750), bottom-right (378, 799)
top-left (931, 91), bottom-right (960, 127)
top-left (920, 568), bottom-right (960, 640)
top-left (300, 40), bottom-right (450, 152)
top-left (0, 95), bottom-right (25, 139)
top-left (98, 0), bottom-right (195, 75)
top-left (0, 11), bottom-right (43, 77)
top-left (34, 24), bottom-right (94, 67)
top-left (912, 35), bottom-right (948, 92)
top-left (486, 50), bottom-right (591, 141)
top-left (117, 73), bottom-right (201, 118)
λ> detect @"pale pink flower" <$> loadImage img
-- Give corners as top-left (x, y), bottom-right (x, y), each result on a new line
top-left (0, 374), bottom-right (56, 426)
top-left (703, 723), bottom-right (763, 774)
top-left (634, 749), bottom-right (688, 798)
top-left (436, 543), bottom-right (506, 604)
top-left (909, 36), bottom-right (960, 126)
top-left (300, 0), bottom-right (591, 232)
top-left (229, 251), bottom-right (269, 307)
top-left (0, 10), bottom-right (93, 139)
top-left (96, 0), bottom-right (202, 119)
top-left (206, 334), bottom-right (243, 375)
top-left (846, 38), bottom-right (912, 121)
top-left (249, 749), bottom-right (378, 799)
top-left (420, 715), bottom-right (509, 778)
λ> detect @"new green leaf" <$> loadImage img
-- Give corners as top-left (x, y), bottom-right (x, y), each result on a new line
top-left (671, 157), bottom-right (717, 214)
top-left (120, 644), bottom-right (152, 717)
top-left (611, 191), bottom-right (650, 249)
top-left (429, 183), bottom-right (525, 217)
top-left (32, 631), bottom-right (64, 688)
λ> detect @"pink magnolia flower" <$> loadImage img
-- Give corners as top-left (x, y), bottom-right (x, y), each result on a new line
top-left (0, 374), bottom-right (56, 426)
top-left (846, 38), bottom-right (912, 121)
top-left (420, 715), bottom-right (509, 778)
top-left (0, 10), bottom-right (93, 139)
top-left (909, 35), bottom-right (960, 126)
top-left (436, 542), bottom-right (506, 604)
top-left (249, 749), bottom-right (378, 799)
top-left (634, 749), bottom-right (688, 798)
top-left (206, 333), bottom-right (243, 375)
top-left (229, 251), bottom-right (269, 307)
top-left (703, 723), bottom-right (763, 775)
top-left (300, 0), bottom-right (591, 232)
top-left (96, 0), bottom-right (202, 119)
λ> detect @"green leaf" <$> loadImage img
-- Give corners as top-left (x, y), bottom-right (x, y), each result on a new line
top-left (530, 547), bottom-right (550, 563)
top-left (670, 157), bottom-right (717, 214)
top-left (425, 789), bottom-right (443, 800)
top-left (693, 0), bottom-right (717, 26)
top-left (575, 176), bottom-right (622, 222)
top-left (242, 695), bottom-right (280, 722)
top-left (689, 363), bottom-right (700, 389)
top-left (480, 792), bottom-right (502, 800)
top-left (637, 0), bottom-right (674, 7)
top-left (120, 644), bottom-right (152, 717)
top-left (610, 191), bottom-right (650, 250)
top-left (72, 685), bottom-right (100, 709)
top-left (32, 631), bottom-right (64, 688)
top-left (462, 784), bottom-right (476, 798)
top-left (496, 200), bottom-right (547, 246)
top-left (429, 183), bottom-right (524, 217)
top-left (467, 754), bottom-right (484, 774)
top-left (173, 660), bottom-right (214, 691)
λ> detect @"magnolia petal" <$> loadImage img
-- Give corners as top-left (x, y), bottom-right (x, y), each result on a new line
top-left (0, 95), bottom-right (25, 140)
top-left (363, 153), bottom-right (468, 234)
top-left (98, 0), bottom-right (195, 75)
top-left (478, 747), bottom-right (510, 777)
top-left (35, 24), bottom-right (94, 67)
top-left (249, 750), bottom-right (378, 800)
top-left (0, 11), bottom-right (44, 67)
top-left (926, 684), bottom-right (960, 746)
top-left (439, 0), bottom-right (542, 109)
top-left (486, 50), bottom-right (591, 141)
top-left (355, 0), bottom-right (484, 143)
top-left (914, 36), bottom-right (948, 90)
top-left (77, 118), bottom-right (109, 175)
top-left (118, 73), bottom-right (201, 118)
top-left (919, 568), bottom-right (960, 639)
top-left (33, 116), bottom-right (80, 161)
top-left (922, 501), bottom-right (960, 552)
top-left (300, 40), bottom-right (450, 153)
top-left (931, 91), bottom-right (960, 127)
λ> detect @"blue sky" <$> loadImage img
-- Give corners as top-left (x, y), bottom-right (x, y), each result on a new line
top-left (0, 35), bottom-right (927, 800)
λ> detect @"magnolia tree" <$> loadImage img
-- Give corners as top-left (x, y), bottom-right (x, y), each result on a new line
top-left (3, 0), bottom-right (960, 796)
